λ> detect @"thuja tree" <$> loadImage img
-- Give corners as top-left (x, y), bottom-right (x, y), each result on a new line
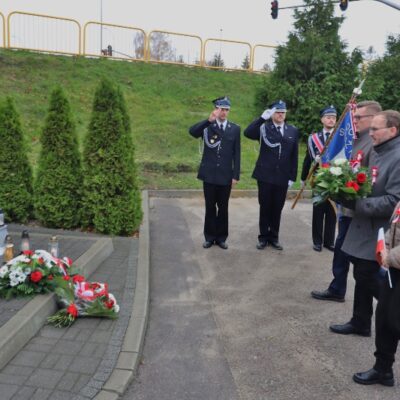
top-left (0, 97), bottom-right (33, 222)
top-left (82, 79), bottom-right (142, 235)
top-left (34, 87), bottom-right (83, 228)
top-left (255, 0), bottom-right (362, 136)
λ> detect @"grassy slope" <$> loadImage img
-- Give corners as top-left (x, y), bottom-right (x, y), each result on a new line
top-left (0, 49), bottom-right (305, 189)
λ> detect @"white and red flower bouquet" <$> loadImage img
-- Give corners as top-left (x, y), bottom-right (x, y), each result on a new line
top-left (312, 152), bottom-right (372, 205)
top-left (47, 274), bottom-right (119, 328)
top-left (0, 250), bottom-right (76, 299)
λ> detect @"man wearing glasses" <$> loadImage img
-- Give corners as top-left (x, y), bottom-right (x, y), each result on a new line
top-left (330, 109), bottom-right (400, 337)
top-left (311, 101), bottom-right (381, 303)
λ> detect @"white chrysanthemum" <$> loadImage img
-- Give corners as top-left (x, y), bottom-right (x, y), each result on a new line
top-left (0, 265), bottom-right (9, 278)
top-left (9, 267), bottom-right (27, 283)
top-left (114, 304), bottom-right (120, 313)
top-left (330, 167), bottom-right (343, 176)
top-left (10, 278), bottom-right (19, 287)
top-left (333, 158), bottom-right (347, 166)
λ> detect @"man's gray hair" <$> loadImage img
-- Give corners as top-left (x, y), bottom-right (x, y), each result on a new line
top-left (357, 101), bottom-right (382, 114)
top-left (377, 110), bottom-right (400, 133)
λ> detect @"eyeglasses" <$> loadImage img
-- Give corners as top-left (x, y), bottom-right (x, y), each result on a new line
top-left (354, 114), bottom-right (374, 121)
top-left (369, 126), bottom-right (388, 132)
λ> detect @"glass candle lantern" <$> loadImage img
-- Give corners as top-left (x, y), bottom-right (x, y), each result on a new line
top-left (20, 230), bottom-right (30, 252)
top-left (48, 235), bottom-right (59, 258)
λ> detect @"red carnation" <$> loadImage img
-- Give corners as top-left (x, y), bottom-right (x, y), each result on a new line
top-left (104, 299), bottom-right (115, 309)
top-left (22, 250), bottom-right (34, 256)
top-left (48, 274), bottom-right (54, 281)
top-left (345, 181), bottom-right (355, 188)
top-left (37, 257), bottom-right (45, 264)
top-left (30, 270), bottom-right (43, 283)
top-left (352, 182), bottom-right (360, 192)
top-left (321, 163), bottom-right (330, 168)
top-left (63, 275), bottom-right (71, 281)
top-left (72, 275), bottom-right (85, 284)
top-left (356, 172), bottom-right (367, 184)
top-left (66, 303), bottom-right (78, 318)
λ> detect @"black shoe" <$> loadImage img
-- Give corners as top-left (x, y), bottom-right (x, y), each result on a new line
top-left (269, 241), bottom-right (283, 250)
top-left (216, 241), bottom-right (228, 250)
top-left (256, 241), bottom-right (267, 250)
top-left (329, 322), bottom-right (371, 337)
top-left (311, 289), bottom-right (345, 303)
top-left (324, 244), bottom-right (335, 252)
top-left (203, 241), bottom-right (213, 249)
top-left (313, 244), bottom-right (322, 252)
top-left (353, 368), bottom-right (394, 386)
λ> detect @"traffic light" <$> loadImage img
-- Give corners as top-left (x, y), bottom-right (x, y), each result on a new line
top-left (271, 1), bottom-right (279, 19)
top-left (339, 0), bottom-right (348, 11)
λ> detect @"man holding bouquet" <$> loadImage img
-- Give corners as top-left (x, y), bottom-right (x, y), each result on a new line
top-left (330, 110), bottom-right (400, 337)
top-left (301, 105), bottom-right (337, 252)
top-left (311, 101), bottom-right (381, 302)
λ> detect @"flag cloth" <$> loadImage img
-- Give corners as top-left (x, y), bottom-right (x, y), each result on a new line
top-left (376, 227), bottom-right (387, 267)
top-left (324, 109), bottom-right (354, 162)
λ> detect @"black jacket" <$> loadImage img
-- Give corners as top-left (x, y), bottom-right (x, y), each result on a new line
top-left (244, 118), bottom-right (299, 187)
top-left (189, 119), bottom-right (240, 186)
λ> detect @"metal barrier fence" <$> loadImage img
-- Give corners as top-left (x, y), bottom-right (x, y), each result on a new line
top-left (1, 10), bottom-right (276, 72)
top-left (8, 11), bottom-right (81, 56)
top-left (0, 12), bottom-right (5, 48)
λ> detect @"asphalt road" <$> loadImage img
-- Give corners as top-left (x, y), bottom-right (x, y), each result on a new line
top-left (123, 196), bottom-right (400, 400)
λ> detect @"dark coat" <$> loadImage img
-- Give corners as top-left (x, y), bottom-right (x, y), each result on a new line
top-left (342, 135), bottom-right (400, 260)
top-left (189, 119), bottom-right (240, 186)
top-left (244, 118), bottom-right (299, 187)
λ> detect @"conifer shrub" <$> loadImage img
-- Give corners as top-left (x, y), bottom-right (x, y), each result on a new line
top-left (34, 87), bottom-right (83, 228)
top-left (0, 97), bottom-right (33, 222)
top-left (82, 79), bottom-right (142, 235)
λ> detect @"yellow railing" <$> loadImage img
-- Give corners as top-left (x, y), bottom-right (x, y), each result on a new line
top-left (0, 12), bottom-right (5, 48)
top-left (146, 30), bottom-right (203, 67)
top-left (83, 21), bottom-right (147, 61)
top-left (7, 11), bottom-right (81, 56)
top-left (2, 10), bottom-right (276, 72)
top-left (204, 38), bottom-right (252, 72)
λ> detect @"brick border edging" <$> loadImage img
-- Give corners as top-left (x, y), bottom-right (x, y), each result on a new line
top-left (0, 237), bottom-right (113, 371)
top-left (95, 191), bottom-right (150, 399)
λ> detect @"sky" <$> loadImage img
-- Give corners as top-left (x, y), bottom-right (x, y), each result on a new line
top-left (1, 0), bottom-right (399, 69)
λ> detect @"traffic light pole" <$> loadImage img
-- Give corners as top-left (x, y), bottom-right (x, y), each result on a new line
top-left (272, 0), bottom-right (400, 12)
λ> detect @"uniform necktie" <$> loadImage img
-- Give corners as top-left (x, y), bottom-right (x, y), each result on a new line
top-left (277, 126), bottom-right (283, 136)
top-left (325, 131), bottom-right (329, 142)
top-left (220, 124), bottom-right (224, 132)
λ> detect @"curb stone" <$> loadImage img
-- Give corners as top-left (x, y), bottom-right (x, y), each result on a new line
top-left (95, 190), bottom-right (150, 399)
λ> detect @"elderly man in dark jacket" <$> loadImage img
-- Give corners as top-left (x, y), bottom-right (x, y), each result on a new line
top-left (244, 100), bottom-right (299, 250)
top-left (330, 110), bottom-right (400, 337)
top-left (189, 97), bottom-right (240, 250)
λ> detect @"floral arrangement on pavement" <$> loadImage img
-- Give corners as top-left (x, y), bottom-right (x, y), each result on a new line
top-left (0, 250), bottom-right (75, 299)
top-left (312, 155), bottom-right (372, 205)
top-left (47, 275), bottom-right (119, 327)
top-left (0, 249), bottom-right (119, 327)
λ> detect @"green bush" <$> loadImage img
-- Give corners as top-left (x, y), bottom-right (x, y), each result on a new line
top-left (82, 79), bottom-right (142, 235)
top-left (34, 87), bottom-right (83, 228)
top-left (255, 0), bottom-right (362, 137)
top-left (0, 97), bottom-right (33, 222)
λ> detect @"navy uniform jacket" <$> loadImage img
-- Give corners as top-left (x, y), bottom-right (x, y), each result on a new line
top-left (244, 118), bottom-right (299, 187)
top-left (189, 119), bottom-right (241, 186)
top-left (301, 130), bottom-right (327, 181)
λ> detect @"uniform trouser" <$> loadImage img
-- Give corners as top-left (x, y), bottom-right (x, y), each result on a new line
top-left (374, 276), bottom-right (400, 373)
top-left (257, 181), bottom-right (287, 243)
top-left (312, 199), bottom-right (336, 247)
top-left (203, 182), bottom-right (231, 243)
top-left (350, 257), bottom-right (382, 330)
top-left (328, 216), bottom-right (352, 297)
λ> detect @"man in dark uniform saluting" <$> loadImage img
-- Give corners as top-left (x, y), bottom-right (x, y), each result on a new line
top-left (189, 97), bottom-right (240, 250)
top-left (301, 105), bottom-right (337, 252)
top-left (244, 100), bottom-right (299, 250)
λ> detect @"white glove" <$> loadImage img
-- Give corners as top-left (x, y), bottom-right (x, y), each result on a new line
top-left (315, 155), bottom-right (321, 163)
top-left (288, 180), bottom-right (294, 188)
top-left (261, 107), bottom-right (276, 120)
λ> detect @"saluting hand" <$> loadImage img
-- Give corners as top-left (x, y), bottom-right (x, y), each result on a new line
top-left (208, 108), bottom-right (221, 122)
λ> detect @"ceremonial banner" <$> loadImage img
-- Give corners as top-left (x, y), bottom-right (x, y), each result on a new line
top-left (324, 109), bottom-right (354, 162)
